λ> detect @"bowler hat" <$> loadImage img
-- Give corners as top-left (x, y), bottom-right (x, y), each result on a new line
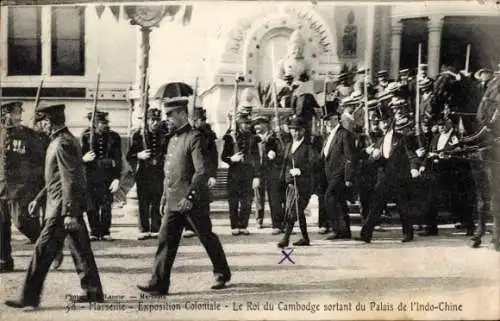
top-left (0, 101), bottom-right (23, 113)
top-left (288, 116), bottom-right (307, 129)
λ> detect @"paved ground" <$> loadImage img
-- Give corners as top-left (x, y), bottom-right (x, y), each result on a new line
top-left (1, 199), bottom-right (499, 321)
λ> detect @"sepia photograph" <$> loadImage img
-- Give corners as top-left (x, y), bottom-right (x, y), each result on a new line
top-left (0, 0), bottom-right (499, 320)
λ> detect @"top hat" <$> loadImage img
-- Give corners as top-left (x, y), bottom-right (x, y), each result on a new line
top-left (288, 116), bottom-right (307, 129)
top-left (35, 103), bottom-right (66, 121)
top-left (162, 97), bottom-right (189, 114)
top-left (474, 68), bottom-right (493, 80)
top-left (0, 101), bottom-right (23, 113)
top-left (376, 70), bottom-right (389, 78)
top-left (323, 101), bottom-right (340, 119)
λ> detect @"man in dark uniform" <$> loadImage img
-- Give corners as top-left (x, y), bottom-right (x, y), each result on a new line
top-left (357, 102), bottom-right (419, 243)
top-left (5, 103), bottom-right (104, 309)
top-left (137, 97), bottom-right (231, 295)
top-left (320, 102), bottom-right (357, 240)
top-left (375, 70), bottom-right (391, 95)
top-left (253, 115), bottom-right (285, 234)
top-left (0, 101), bottom-right (44, 273)
top-left (221, 113), bottom-right (259, 235)
top-left (126, 108), bottom-right (167, 240)
top-left (81, 111), bottom-right (122, 241)
top-left (278, 117), bottom-right (317, 247)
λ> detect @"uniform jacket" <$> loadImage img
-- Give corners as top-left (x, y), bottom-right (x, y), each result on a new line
top-left (282, 139), bottom-right (317, 197)
top-left (369, 130), bottom-right (418, 181)
top-left (320, 126), bottom-right (357, 189)
top-left (44, 127), bottom-right (87, 218)
top-left (126, 128), bottom-right (167, 181)
top-left (198, 123), bottom-right (219, 179)
top-left (162, 123), bottom-right (210, 211)
top-left (221, 129), bottom-right (259, 178)
top-left (81, 128), bottom-right (122, 182)
top-left (0, 125), bottom-right (46, 200)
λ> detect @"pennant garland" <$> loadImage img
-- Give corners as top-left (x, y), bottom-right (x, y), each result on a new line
top-left (95, 5), bottom-right (193, 27)
top-left (109, 5), bottom-right (120, 22)
top-left (182, 5), bottom-right (193, 26)
top-left (95, 4), bottom-right (105, 19)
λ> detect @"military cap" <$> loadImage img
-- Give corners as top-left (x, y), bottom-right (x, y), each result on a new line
top-left (147, 108), bottom-right (162, 120)
top-left (86, 110), bottom-right (108, 120)
top-left (419, 64), bottom-right (428, 71)
top-left (35, 103), bottom-right (65, 121)
top-left (252, 115), bottom-right (270, 124)
top-left (376, 70), bottom-right (389, 78)
top-left (356, 67), bottom-right (370, 74)
top-left (474, 68), bottom-right (493, 80)
top-left (162, 97), bottom-right (189, 113)
top-left (0, 101), bottom-right (23, 113)
top-left (399, 69), bottom-right (409, 76)
top-left (288, 116), bottom-right (307, 129)
top-left (394, 115), bottom-right (413, 131)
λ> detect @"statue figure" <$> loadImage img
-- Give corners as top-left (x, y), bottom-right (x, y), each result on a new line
top-left (276, 29), bottom-right (312, 85)
top-left (342, 11), bottom-right (357, 57)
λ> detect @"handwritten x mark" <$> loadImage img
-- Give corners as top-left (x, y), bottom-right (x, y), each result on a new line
top-left (278, 248), bottom-right (295, 264)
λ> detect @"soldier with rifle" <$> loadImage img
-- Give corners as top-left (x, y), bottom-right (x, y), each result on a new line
top-left (126, 108), bottom-right (167, 240)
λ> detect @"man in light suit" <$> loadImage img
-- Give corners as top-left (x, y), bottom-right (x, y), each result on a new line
top-left (5, 103), bottom-right (104, 309)
top-left (319, 102), bottom-right (357, 240)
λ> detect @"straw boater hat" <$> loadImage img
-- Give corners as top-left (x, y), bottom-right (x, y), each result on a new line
top-left (419, 78), bottom-right (433, 90)
top-left (474, 68), bottom-right (493, 80)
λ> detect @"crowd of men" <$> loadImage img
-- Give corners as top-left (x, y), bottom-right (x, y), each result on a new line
top-left (0, 61), bottom-right (499, 309)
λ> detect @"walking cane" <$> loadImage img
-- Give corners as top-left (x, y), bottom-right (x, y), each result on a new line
top-left (291, 158), bottom-right (300, 222)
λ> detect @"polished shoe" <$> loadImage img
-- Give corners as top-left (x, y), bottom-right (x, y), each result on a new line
top-left (318, 227), bottom-right (330, 235)
top-left (354, 236), bottom-right (371, 244)
top-left (150, 233), bottom-right (159, 239)
top-left (5, 299), bottom-right (39, 310)
top-left (239, 229), bottom-right (250, 235)
top-left (271, 228), bottom-right (283, 235)
top-left (231, 229), bottom-right (240, 236)
top-left (292, 238), bottom-right (310, 246)
top-left (52, 251), bottom-right (64, 270)
top-left (256, 219), bottom-right (263, 229)
top-left (136, 284), bottom-right (168, 296)
top-left (325, 232), bottom-right (351, 240)
top-left (401, 235), bottom-right (414, 243)
top-left (470, 237), bottom-right (481, 248)
top-left (277, 239), bottom-right (289, 249)
top-left (417, 229), bottom-right (438, 237)
top-left (210, 278), bottom-right (228, 290)
top-left (101, 235), bottom-right (113, 241)
top-left (72, 292), bottom-right (104, 303)
top-left (0, 260), bottom-right (14, 273)
top-left (137, 233), bottom-right (150, 240)
top-left (89, 235), bottom-right (99, 241)
top-left (183, 230), bottom-right (195, 238)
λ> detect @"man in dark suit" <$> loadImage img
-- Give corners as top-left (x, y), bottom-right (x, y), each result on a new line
top-left (126, 108), bottom-right (167, 240)
top-left (320, 102), bottom-right (357, 240)
top-left (221, 113), bottom-right (259, 235)
top-left (277, 117), bottom-right (317, 248)
top-left (357, 104), bottom-right (419, 243)
top-left (81, 111), bottom-right (122, 241)
top-left (291, 73), bottom-right (318, 142)
top-left (253, 115), bottom-right (285, 234)
top-left (0, 101), bottom-right (45, 273)
top-left (137, 96), bottom-right (231, 295)
top-left (5, 103), bottom-right (104, 309)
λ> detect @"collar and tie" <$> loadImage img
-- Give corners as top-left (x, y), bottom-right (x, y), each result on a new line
top-left (323, 124), bottom-right (340, 158)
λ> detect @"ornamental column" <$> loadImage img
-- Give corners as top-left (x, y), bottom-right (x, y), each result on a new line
top-left (389, 19), bottom-right (403, 80)
top-left (427, 15), bottom-right (444, 78)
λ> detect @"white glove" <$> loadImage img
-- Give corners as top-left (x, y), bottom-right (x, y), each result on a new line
top-left (252, 178), bottom-right (260, 189)
top-left (267, 150), bottom-right (276, 160)
top-left (137, 149), bottom-right (151, 160)
top-left (109, 179), bottom-right (120, 193)
top-left (416, 148), bottom-right (426, 158)
top-left (371, 148), bottom-right (381, 160)
top-left (419, 166), bottom-right (426, 174)
top-left (230, 152), bottom-right (243, 163)
top-left (208, 177), bottom-right (216, 188)
top-left (365, 145), bottom-right (374, 155)
top-left (82, 151), bottom-right (96, 162)
top-left (289, 168), bottom-right (302, 177)
top-left (410, 169), bottom-right (420, 178)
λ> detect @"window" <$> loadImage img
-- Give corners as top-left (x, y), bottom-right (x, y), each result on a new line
top-left (7, 7), bottom-right (42, 75)
top-left (51, 6), bottom-right (85, 75)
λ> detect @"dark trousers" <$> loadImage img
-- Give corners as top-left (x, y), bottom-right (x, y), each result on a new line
top-left (136, 180), bottom-right (162, 233)
top-left (490, 163), bottom-right (500, 250)
top-left (470, 153), bottom-right (491, 238)
top-left (20, 216), bottom-right (103, 305)
top-left (228, 172), bottom-right (252, 230)
top-left (361, 173), bottom-right (413, 241)
top-left (282, 193), bottom-right (310, 242)
top-left (149, 205), bottom-right (231, 290)
top-left (86, 183), bottom-right (113, 237)
top-left (324, 180), bottom-right (351, 235)
top-left (0, 198), bottom-right (41, 264)
top-left (317, 193), bottom-right (329, 228)
top-left (257, 170), bottom-right (284, 229)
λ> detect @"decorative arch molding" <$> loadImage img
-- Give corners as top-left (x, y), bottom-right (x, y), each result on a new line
top-left (215, 5), bottom-right (338, 78)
